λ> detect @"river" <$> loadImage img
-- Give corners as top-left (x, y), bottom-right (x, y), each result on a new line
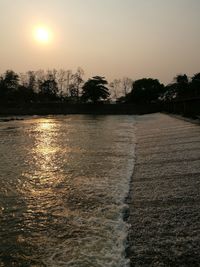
top-left (0, 115), bottom-right (136, 267)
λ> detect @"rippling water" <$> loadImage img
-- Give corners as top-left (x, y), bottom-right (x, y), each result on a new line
top-left (0, 115), bottom-right (136, 267)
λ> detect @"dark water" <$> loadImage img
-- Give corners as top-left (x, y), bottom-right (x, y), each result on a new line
top-left (0, 115), bottom-right (136, 267)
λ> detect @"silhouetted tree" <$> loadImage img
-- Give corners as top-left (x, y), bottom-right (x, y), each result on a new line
top-left (175, 74), bottom-right (188, 84)
top-left (15, 85), bottom-right (35, 103)
top-left (174, 74), bottom-right (189, 98)
top-left (82, 76), bottom-right (110, 103)
top-left (65, 70), bottom-right (73, 96)
top-left (109, 79), bottom-right (122, 100)
top-left (0, 68), bottom-right (86, 104)
top-left (1, 68), bottom-right (199, 107)
top-left (127, 78), bottom-right (164, 103)
top-left (191, 73), bottom-right (200, 83)
top-left (39, 74), bottom-right (58, 101)
top-left (27, 71), bottom-right (37, 92)
top-left (160, 84), bottom-right (178, 102)
top-left (0, 70), bottom-right (20, 102)
top-left (190, 73), bottom-right (200, 97)
top-left (122, 77), bottom-right (133, 96)
top-left (56, 69), bottom-right (70, 97)
top-left (69, 67), bottom-right (84, 101)
top-left (109, 78), bottom-right (132, 100)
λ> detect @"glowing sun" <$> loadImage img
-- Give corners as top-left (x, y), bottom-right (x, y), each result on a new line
top-left (34, 27), bottom-right (51, 44)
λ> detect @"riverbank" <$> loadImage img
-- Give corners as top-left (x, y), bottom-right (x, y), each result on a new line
top-left (126, 113), bottom-right (200, 266)
top-left (0, 103), bottom-right (160, 116)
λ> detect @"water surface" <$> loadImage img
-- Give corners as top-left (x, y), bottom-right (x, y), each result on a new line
top-left (0, 115), bottom-right (135, 267)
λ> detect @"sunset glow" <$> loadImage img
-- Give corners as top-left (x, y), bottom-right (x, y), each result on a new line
top-left (0, 1), bottom-right (200, 84)
top-left (34, 27), bottom-right (51, 44)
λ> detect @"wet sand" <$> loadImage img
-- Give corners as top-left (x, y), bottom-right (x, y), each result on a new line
top-left (127, 113), bottom-right (200, 266)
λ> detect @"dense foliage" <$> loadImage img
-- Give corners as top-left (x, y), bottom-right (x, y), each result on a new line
top-left (0, 68), bottom-right (85, 104)
top-left (82, 76), bottom-right (110, 103)
top-left (161, 73), bottom-right (200, 101)
top-left (0, 69), bottom-right (199, 105)
top-left (125, 78), bottom-right (164, 104)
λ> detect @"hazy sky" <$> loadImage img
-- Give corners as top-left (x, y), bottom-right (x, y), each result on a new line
top-left (0, 0), bottom-right (200, 84)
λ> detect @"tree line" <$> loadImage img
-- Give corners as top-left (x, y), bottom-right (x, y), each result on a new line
top-left (0, 68), bottom-right (199, 105)
top-left (118, 73), bottom-right (200, 104)
top-left (0, 68), bottom-right (85, 104)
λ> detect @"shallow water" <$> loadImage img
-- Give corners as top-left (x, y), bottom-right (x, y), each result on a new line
top-left (0, 115), bottom-right (136, 267)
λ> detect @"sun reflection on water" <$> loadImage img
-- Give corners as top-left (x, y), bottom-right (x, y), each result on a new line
top-left (0, 115), bottom-right (136, 266)
top-left (34, 119), bottom-right (59, 170)
top-left (22, 118), bottom-right (66, 197)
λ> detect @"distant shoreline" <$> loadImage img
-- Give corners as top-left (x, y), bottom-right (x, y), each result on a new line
top-left (0, 103), bottom-right (160, 116)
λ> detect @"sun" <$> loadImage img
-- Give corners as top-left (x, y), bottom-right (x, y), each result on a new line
top-left (34, 27), bottom-right (51, 44)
